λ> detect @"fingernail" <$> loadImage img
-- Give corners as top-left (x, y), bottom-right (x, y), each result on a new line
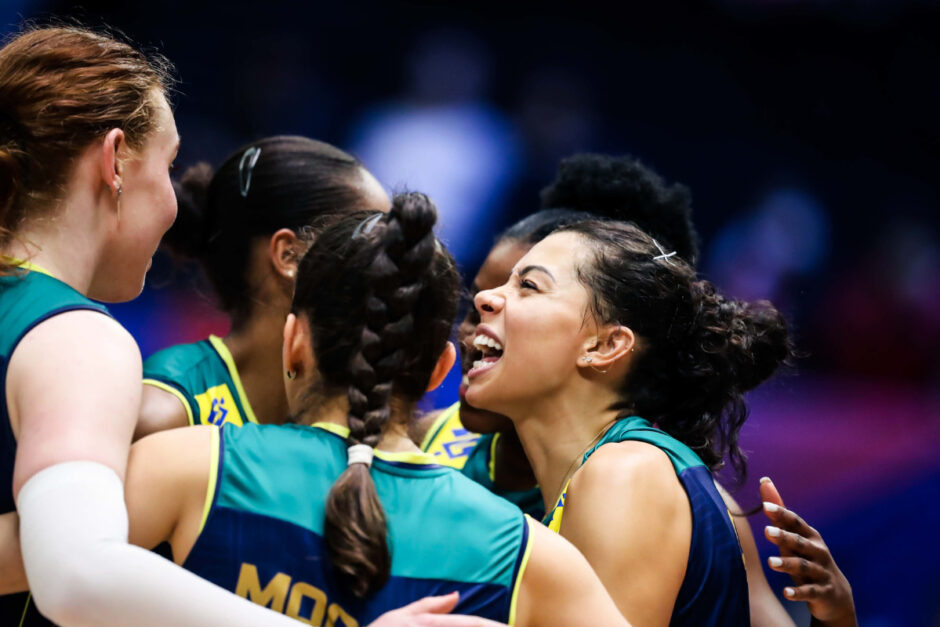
top-left (763, 501), bottom-right (780, 513)
top-left (784, 587), bottom-right (795, 598)
top-left (766, 525), bottom-right (781, 537)
top-left (760, 476), bottom-right (772, 484)
top-left (769, 556), bottom-right (783, 567)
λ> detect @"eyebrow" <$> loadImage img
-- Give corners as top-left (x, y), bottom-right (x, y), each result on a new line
top-left (517, 264), bottom-right (555, 282)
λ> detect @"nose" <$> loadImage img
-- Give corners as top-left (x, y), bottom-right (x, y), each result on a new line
top-left (474, 288), bottom-right (504, 317)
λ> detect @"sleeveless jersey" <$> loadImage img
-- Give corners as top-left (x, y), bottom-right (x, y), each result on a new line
top-left (0, 261), bottom-right (110, 627)
top-left (184, 422), bottom-right (534, 626)
top-left (461, 433), bottom-right (544, 520)
top-left (143, 335), bottom-right (259, 427)
top-left (543, 416), bottom-right (749, 627)
top-left (419, 402), bottom-right (480, 468)
top-left (422, 403), bottom-right (543, 518)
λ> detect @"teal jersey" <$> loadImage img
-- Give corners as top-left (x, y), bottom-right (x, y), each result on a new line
top-left (143, 335), bottom-right (260, 427)
top-left (0, 261), bottom-right (109, 626)
top-left (461, 433), bottom-right (545, 520)
top-left (419, 402), bottom-right (480, 468)
top-left (184, 422), bottom-right (534, 625)
top-left (543, 416), bottom-right (749, 627)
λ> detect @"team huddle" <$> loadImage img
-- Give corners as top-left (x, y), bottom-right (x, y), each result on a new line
top-left (0, 25), bottom-right (857, 627)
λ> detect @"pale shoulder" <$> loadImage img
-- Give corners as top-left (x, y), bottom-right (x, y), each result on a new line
top-left (14, 308), bottom-right (138, 368)
top-left (130, 425), bottom-right (217, 473)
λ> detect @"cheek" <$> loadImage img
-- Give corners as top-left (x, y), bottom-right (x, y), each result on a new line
top-left (504, 305), bottom-right (580, 383)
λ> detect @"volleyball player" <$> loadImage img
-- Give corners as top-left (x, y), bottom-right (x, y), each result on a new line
top-left (138, 136), bottom-right (390, 437)
top-left (432, 153), bottom-right (856, 626)
top-left (124, 194), bottom-right (629, 626)
top-left (0, 25), bottom-right (305, 626)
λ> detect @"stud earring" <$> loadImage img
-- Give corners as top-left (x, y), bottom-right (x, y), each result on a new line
top-left (116, 185), bottom-right (122, 198)
top-left (583, 356), bottom-right (593, 363)
top-left (286, 369), bottom-right (297, 380)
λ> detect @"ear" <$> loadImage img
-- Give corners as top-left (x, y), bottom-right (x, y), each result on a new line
top-left (99, 128), bottom-right (126, 200)
top-left (269, 228), bottom-right (303, 281)
top-left (282, 312), bottom-right (313, 381)
top-left (579, 325), bottom-right (636, 373)
top-left (426, 341), bottom-right (457, 392)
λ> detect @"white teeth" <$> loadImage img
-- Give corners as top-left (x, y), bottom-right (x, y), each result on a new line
top-left (473, 360), bottom-right (486, 370)
top-left (472, 334), bottom-right (503, 352)
top-left (462, 375), bottom-right (469, 386)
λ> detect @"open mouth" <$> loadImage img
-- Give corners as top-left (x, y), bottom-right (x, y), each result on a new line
top-left (466, 331), bottom-right (503, 380)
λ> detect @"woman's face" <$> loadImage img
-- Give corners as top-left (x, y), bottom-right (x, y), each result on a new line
top-left (90, 91), bottom-right (179, 302)
top-left (465, 231), bottom-right (595, 416)
top-left (457, 239), bottom-right (530, 433)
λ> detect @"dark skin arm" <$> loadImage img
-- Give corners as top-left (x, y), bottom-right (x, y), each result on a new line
top-left (761, 478), bottom-right (857, 627)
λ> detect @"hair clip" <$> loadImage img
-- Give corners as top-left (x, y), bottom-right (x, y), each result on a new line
top-left (352, 212), bottom-right (383, 238)
top-left (651, 239), bottom-right (677, 266)
top-left (238, 146), bottom-right (262, 198)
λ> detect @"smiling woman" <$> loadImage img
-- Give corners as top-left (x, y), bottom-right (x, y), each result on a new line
top-left (467, 221), bottom-right (795, 626)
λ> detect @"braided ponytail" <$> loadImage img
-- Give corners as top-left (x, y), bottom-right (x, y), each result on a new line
top-left (292, 192), bottom-right (458, 598)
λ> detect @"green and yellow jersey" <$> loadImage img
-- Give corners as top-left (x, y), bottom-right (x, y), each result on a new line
top-left (184, 421), bottom-right (534, 624)
top-left (0, 259), bottom-right (110, 627)
top-left (542, 416), bottom-right (749, 626)
top-left (421, 402), bottom-right (544, 519)
top-left (419, 402), bottom-right (480, 469)
top-left (143, 335), bottom-right (259, 428)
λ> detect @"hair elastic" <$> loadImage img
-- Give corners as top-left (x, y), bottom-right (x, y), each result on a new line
top-left (347, 443), bottom-right (374, 467)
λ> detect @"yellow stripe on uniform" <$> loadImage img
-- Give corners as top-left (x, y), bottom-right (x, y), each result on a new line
top-left (208, 335), bottom-right (259, 424)
top-left (143, 378), bottom-right (196, 426)
top-left (508, 516), bottom-right (537, 626)
top-left (199, 427), bottom-right (221, 534)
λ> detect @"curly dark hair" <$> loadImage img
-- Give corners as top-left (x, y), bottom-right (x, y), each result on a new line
top-left (539, 153), bottom-right (699, 264)
top-left (559, 219), bottom-right (794, 481)
top-left (290, 192), bottom-right (459, 598)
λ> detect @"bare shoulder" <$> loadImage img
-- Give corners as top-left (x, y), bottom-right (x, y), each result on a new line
top-left (571, 439), bottom-right (681, 498)
top-left (136, 384), bottom-right (190, 440)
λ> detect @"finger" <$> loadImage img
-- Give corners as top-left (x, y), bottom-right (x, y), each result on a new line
top-left (762, 502), bottom-right (818, 541)
top-left (759, 476), bottom-right (785, 509)
top-left (768, 555), bottom-right (829, 582)
top-left (783, 584), bottom-right (828, 602)
top-left (765, 526), bottom-right (828, 562)
top-left (415, 615), bottom-right (507, 626)
top-left (399, 592), bottom-right (460, 616)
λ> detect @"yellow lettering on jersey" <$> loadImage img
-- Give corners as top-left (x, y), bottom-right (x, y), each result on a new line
top-left (194, 384), bottom-right (244, 427)
top-left (235, 563), bottom-right (357, 626)
top-left (286, 581), bottom-right (327, 625)
top-left (235, 563), bottom-right (289, 612)
top-left (327, 603), bottom-right (359, 627)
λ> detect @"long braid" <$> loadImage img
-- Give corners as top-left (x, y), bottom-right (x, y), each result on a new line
top-left (323, 192), bottom-right (440, 598)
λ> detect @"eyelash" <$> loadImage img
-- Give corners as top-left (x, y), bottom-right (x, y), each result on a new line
top-left (520, 278), bottom-right (538, 291)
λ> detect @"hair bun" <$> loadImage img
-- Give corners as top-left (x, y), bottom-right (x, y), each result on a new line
top-left (689, 280), bottom-right (793, 392)
top-left (162, 162), bottom-right (214, 259)
top-left (540, 153), bottom-right (699, 264)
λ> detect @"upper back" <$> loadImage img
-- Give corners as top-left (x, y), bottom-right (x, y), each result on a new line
top-left (185, 422), bottom-right (530, 625)
top-left (143, 335), bottom-right (258, 427)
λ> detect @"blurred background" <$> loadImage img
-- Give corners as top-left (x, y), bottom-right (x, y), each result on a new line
top-left (4, 1), bottom-right (939, 624)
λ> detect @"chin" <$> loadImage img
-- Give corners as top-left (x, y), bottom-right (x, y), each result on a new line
top-left (88, 274), bottom-right (147, 303)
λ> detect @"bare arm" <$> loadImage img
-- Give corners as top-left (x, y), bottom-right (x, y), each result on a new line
top-left (559, 442), bottom-right (691, 626)
top-left (0, 512), bottom-right (26, 594)
top-left (134, 383), bottom-right (191, 441)
top-left (9, 311), bottom-right (300, 626)
top-left (514, 519), bottom-right (630, 627)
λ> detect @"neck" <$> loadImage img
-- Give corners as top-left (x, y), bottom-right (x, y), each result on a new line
top-left (507, 379), bottom-right (623, 511)
top-left (299, 396), bottom-right (419, 453)
top-left (3, 199), bottom-right (102, 294)
top-left (223, 306), bottom-right (292, 425)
